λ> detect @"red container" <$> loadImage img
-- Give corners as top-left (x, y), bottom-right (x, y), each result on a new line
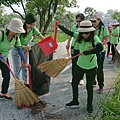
top-left (38, 36), bottom-right (58, 56)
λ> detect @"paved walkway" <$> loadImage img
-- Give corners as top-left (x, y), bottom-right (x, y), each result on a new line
top-left (0, 42), bottom-right (117, 120)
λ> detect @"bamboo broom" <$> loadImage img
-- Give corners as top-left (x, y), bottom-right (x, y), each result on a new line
top-left (38, 53), bottom-right (82, 78)
top-left (5, 62), bottom-right (39, 107)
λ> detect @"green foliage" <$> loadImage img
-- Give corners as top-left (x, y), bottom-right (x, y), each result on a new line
top-left (100, 71), bottom-right (120, 120)
top-left (84, 7), bottom-right (97, 20)
top-left (111, 10), bottom-right (120, 24)
top-left (33, 33), bottom-right (67, 43)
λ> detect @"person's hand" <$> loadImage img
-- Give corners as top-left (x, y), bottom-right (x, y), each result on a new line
top-left (26, 64), bottom-right (31, 70)
top-left (66, 44), bottom-right (70, 50)
top-left (55, 20), bottom-right (60, 26)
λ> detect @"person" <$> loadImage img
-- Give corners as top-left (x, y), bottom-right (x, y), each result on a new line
top-left (90, 14), bottom-right (109, 93)
top-left (106, 25), bottom-right (112, 57)
top-left (66, 13), bottom-right (85, 85)
top-left (109, 19), bottom-right (119, 63)
top-left (58, 20), bottom-right (103, 113)
top-left (11, 13), bottom-right (45, 85)
top-left (0, 18), bottom-right (27, 100)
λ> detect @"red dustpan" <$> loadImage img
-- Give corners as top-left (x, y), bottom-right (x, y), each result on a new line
top-left (38, 21), bottom-right (59, 56)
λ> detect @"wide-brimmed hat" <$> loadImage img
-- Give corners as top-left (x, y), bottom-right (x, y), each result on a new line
top-left (76, 20), bottom-right (95, 32)
top-left (7, 18), bottom-right (25, 33)
top-left (110, 19), bottom-right (119, 26)
top-left (90, 14), bottom-right (101, 21)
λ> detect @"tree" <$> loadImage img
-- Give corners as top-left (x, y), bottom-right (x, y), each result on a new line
top-left (1, 0), bottom-right (78, 35)
top-left (111, 10), bottom-right (120, 23)
top-left (0, 5), bottom-right (5, 27)
top-left (84, 7), bottom-right (97, 20)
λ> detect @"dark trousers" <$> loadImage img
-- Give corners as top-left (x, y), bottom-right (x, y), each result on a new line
top-left (0, 59), bottom-right (10, 94)
top-left (71, 47), bottom-right (79, 76)
top-left (111, 44), bottom-right (117, 60)
top-left (96, 52), bottom-right (105, 88)
top-left (107, 42), bottom-right (111, 56)
top-left (72, 65), bottom-right (97, 105)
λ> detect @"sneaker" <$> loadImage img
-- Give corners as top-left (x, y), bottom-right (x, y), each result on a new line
top-left (0, 94), bottom-right (13, 100)
top-left (93, 81), bottom-right (97, 86)
top-left (87, 105), bottom-right (93, 113)
top-left (98, 87), bottom-right (104, 93)
top-left (66, 101), bottom-right (79, 108)
top-left (79, 79), bottom-right (84, 85)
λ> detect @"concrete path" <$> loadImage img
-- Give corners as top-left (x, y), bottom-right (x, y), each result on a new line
top-left (0, 41), bottom-right (117, 120)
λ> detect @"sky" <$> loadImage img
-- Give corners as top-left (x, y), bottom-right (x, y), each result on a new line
top-left (4, 0), bottom-right (120, 14)
top-left (68, 0), bottom-right (120, 13)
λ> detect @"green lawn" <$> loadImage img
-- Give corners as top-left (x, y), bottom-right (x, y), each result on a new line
top-left (33, 32), bottom-right (68, 43)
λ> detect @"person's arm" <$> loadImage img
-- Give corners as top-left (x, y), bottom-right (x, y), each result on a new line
top-left (58, 24), bottom-right (74, 37)
top-left (102, 36), bottom-right (109, 45)
top-left (15, 47), bottom-right (27, 64)
top-left (83, 43), bottom-right (103, 55)
top-left (39, 34), bottom-right (45, 40)
top-left (66, 36), bottom-right (72, 49)
top-left (0, 54), bottom-right (6, 63)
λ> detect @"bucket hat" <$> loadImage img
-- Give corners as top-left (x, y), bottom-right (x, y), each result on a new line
top-left (76, 20), bottom-right (95, 32)
top-left (110, 19), bottom-right (119, 26)
top-left (7, 18), bottom-right (25, 33)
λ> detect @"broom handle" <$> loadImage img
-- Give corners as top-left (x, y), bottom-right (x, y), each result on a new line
top-left (5, 62), bottom-right (16, 79)
top-left (71, 46), bottom-right (97, 60)
top-left (16, 51), bottom-right (29, 77)
top-left (54, 21), bottom-right (60, 41)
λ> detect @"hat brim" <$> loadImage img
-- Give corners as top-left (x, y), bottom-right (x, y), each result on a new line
top-left (7, 26), bottom-right (25, 33)
top-left (76, 27), bottom-right (95, 32)
top-left (111, 23), bottom-right (119, 26)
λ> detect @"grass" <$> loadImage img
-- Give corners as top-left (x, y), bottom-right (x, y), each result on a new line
top-left (33, 32), bottom-right (68, 43)
top-left (99, 69), bottom-right (120, 120)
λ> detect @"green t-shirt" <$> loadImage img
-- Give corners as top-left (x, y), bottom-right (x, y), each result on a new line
top-left (71, 25), bottom-right (79, 50)
top-left (111, 27), bottom-right (119, 44)
top-left (0, 30), bottom-right (21, 58)
top-left (77, 35), bottom-right (102, 70)
top-left (19, 27), bottom-right (40, 46)
top-left (95, 26), bottom-right (109, 52)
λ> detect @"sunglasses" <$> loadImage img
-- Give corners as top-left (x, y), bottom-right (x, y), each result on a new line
top-left (76, 21), bottom-right (81, 23)
top-left (82, 32), bottom-right (90, 35)
top-left (90, 20), bottom-right (96, 23)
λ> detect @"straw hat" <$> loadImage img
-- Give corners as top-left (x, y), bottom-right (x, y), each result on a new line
top-left (110, 19), bottom-right (119, 26)
top-left (7, 18), bottom-right (25, 33)
top-left (76, 20), bottom-right (95, 32)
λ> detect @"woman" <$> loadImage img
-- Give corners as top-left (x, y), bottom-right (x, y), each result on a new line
top-left (107, 25), bottom-right (112, 57)
top-left (58, 20), bottom-right (103, 113)
top-left (12, 13), bottom-right (45, 85)
top-left (90, 14), bottom-right (109, 93)
top-left (66, 13), bottom-right (85, 85)
top-left (0, 18), bottom-right (27, 100)
top-left (109, 19), bottom-right (119, 63)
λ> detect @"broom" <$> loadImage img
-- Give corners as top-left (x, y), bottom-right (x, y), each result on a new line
top-left (38, 53), bottom-right (82, 78)
top-left (5, 62), bottom-right (39, 107)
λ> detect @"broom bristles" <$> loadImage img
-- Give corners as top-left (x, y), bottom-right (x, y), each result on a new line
top-left (14, 79), bottom-right (38, 107)
top-left (38, 58), bottom-right (71, 77)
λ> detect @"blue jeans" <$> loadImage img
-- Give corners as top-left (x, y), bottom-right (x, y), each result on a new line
top-left (11, 47), bottom-right (28, 81)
